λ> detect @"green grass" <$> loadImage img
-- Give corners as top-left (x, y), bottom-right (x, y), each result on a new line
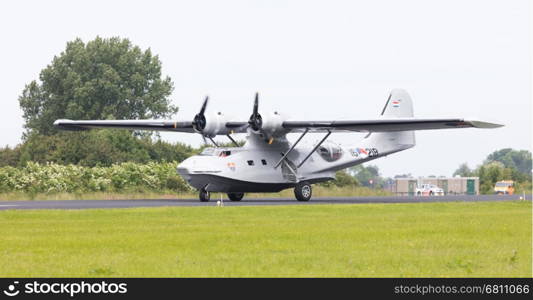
top-left (0, 201), bottom-right (530, 277)
top-left (0, 186), bottom-right (391, 201)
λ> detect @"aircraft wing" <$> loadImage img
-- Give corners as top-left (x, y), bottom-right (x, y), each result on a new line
top-left (53, 119), bottom-right (196, 133)
top-left (54, 118), bottom-right (502, 134)
top-left (281, 118), bottom-right (503, 133)
top-left (53, 119), bottom-right (250, 133)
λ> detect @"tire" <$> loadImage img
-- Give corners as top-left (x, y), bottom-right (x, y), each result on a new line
top-left (417, 191), bottom-right (421, 196)
top-left (294, 182), bottom-right (312, 201)
top-left (429, 191), bottom-right (433, 196)
top-left (199, 188), bottom-right (210, 202)
top-left (227, 192), bottom-right (244, 201)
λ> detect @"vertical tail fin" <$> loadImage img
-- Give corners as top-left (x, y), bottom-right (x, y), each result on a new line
top-left (363, 89), bottom-right (416, 152)
top-left (380, 88), bottom-right (414, 118)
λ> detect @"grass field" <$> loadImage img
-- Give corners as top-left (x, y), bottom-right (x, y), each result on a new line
top-left (0, 201), bottom-right (531, 277)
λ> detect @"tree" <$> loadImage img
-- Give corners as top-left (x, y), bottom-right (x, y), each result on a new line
top-left (317, 170), bottom-right (359, 188)
top-left (453, 148), bottom-right (532, 194)
top-left (0, 146), bottom-right (21, 167)
top-left (348, 165), bottom-right (384, 187)
top-left (17, 130), bottom-right (195, 167)
top-left (333, 170), bottom-right (360, 187)
top-left (453, 163), bottom-right (474, 177)
top-left (485, 148), bottom-right (532, 175)
top-left (19, 37), bottom-right (177, 136)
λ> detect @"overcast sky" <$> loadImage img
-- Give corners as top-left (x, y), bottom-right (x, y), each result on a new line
top-left (0, 0), bottom-right (530, 177)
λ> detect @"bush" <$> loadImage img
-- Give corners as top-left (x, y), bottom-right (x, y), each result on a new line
top-left (0, 162), bottom-right (193, 194)
top-left (318, 171), bottom-right (359, 188)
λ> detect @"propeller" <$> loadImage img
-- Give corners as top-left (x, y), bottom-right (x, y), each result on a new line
top-left (192, 96), bottom-right (209, 133)
top-left (248, 92), bottom-right (262, 131)
top-left (191, 96), bottom-right (211, 145)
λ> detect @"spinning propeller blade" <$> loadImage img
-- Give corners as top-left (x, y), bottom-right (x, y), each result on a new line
top-left (248, 92), bottom-right (263, 131)
top-left (192, 96), bottom-right (209, 132)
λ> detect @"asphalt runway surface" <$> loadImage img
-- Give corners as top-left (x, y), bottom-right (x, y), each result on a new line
top-left (0, 194), bottom-right (530, 210)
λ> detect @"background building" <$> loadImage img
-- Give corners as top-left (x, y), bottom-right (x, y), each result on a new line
top-left (388, 177), bottom-right (479, 196)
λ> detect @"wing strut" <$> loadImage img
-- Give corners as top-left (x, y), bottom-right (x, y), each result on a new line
top-left (208, 137), bottom-right (219, 147)
top-left (297, 130), bottom-right (331, 169)
top-left (226, 134), bottom-right (239, 147)
top-left (274, 128), bottom-right (309, 169)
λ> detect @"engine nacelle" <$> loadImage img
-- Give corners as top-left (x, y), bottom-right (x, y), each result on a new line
top-left (250, 111), bottom-right (287, 140)
top-left (197, 112), bottom-right (230, 137)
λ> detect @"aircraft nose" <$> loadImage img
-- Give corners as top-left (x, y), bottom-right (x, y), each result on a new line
top-left (177, 158), bottom-right (193, 176)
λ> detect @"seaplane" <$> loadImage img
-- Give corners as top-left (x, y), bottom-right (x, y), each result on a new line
top-left (54, 89), bottom-right (502, 202)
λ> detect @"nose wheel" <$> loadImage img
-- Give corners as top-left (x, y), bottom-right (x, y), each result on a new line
top-left (294, 182), bottom-right (312, 201)
top-left (199, 188), bottom-right (210, 202)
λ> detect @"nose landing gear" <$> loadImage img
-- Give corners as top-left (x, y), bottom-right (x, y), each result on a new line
top-left (199, 188), bottom-right (210, 202)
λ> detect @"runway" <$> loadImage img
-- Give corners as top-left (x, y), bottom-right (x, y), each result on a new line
top-left (0, 194), bottom-right (529, 210)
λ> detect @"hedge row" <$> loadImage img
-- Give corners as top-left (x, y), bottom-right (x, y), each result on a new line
top-left (0, 162), bottom-right (192, 194)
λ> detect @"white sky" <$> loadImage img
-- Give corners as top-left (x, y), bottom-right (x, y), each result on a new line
top-left (0, 0), bottom-right (530, 177)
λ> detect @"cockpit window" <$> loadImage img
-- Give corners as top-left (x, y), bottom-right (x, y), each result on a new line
top-left (219, 151), bottom-right (231, 157)
top-left (200, 148), bottom-right (234, 157)
top-left (199, 148), bottom-right (216, 156)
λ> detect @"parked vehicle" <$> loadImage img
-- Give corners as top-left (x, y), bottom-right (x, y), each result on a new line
top-left (494, 180), bottom-right (514, 195)
top-left (416, 184), bottom-right (444, 196)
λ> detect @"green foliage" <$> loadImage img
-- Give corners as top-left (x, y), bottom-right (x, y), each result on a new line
top-left (485, 148), bottom-right (532, 175)
top-left (5, 130), bottom-right (193, 167)
top-left (476, 161), bottom-right (530, 194)
top-left (333, 170), bottom-right (360, 187)
top-left (454, 149), bottom-right (532, 194)
top-left (453, 163), bottom-right (474, 177)
top-left (319, 165), bottom-right (389, 190)
top-left (319, 170), bottom-right (360, 188)
top-left (19, 36), bottom-right (177, 136)
top-left (7, 36), bottom-right (184, 169)
top-left (0, 162), bottom-right (192, 194)
top-left (348, 164), bottom-right (385, 188)
top-left (0, 146), bottom-right (21, 167)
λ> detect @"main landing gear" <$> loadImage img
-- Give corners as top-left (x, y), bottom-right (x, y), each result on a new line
top-left (227, 192), bottom-right (244, 201)
top-left (198, 188), bottom-right (245, 202)
top-left (198, 186), bottom-right (313, 202)
top-left (294, 181), bottom-right (312, 201)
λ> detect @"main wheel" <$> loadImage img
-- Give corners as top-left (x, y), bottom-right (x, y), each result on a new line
top-left (227, 192), bottom-right (244, 201)
top-left (199, 188), bottom-right (210, 202)
top-left (294, 182), bottom-right (312, 201)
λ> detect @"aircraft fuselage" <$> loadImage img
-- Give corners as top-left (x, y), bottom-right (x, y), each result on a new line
top-left (177, 133), bottom-right (400, 193)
